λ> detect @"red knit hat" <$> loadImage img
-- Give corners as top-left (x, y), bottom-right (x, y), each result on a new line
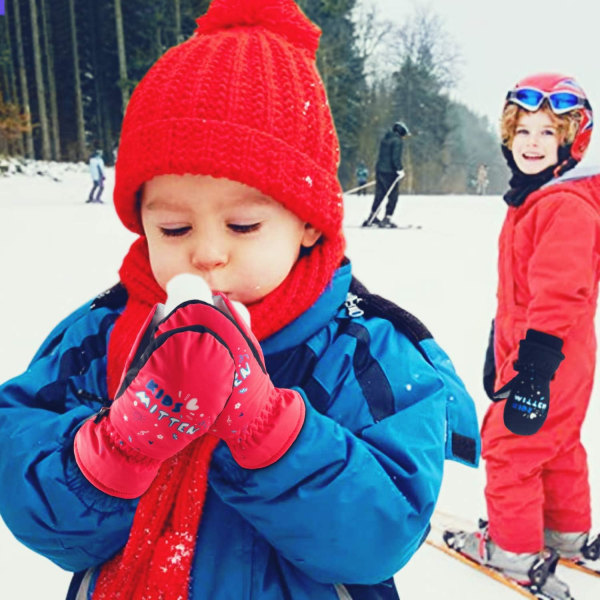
top-left (114, 0), bottom-right (344, 242)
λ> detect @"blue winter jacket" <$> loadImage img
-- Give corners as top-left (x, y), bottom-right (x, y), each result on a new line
top-left (0, 262), bottom-right (479, 599)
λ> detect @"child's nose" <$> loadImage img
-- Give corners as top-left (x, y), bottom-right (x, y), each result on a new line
top-left (530, 133), bottom-right (542, 146)
top-left (190, 236), bottom-right (228, 271)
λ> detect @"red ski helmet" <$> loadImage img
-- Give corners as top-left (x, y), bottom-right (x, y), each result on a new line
top-left (505, 73), bottom-right (593, 164)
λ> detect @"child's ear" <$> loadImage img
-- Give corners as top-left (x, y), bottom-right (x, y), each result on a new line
top-left (301, 224), bottom-right (322, 248)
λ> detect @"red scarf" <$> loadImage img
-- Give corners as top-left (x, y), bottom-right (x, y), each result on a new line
top-left (93, 232), bottom-right (344, 599)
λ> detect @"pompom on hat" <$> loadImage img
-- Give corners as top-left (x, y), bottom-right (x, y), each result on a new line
top-left (114, 0), bottom-right (344, 243)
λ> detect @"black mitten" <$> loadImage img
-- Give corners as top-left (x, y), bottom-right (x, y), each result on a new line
top-left (494, 329), bottom-right (564, 436)
top-left (483, 320), bottom-right (496, 400)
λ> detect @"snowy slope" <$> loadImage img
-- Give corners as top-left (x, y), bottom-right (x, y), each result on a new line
top-left (0, 171), bottom-right (599, 598)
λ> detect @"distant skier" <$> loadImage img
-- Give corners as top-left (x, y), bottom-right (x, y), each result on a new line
top-left (445, 73), bottom-right (600, 600)
top-left (87, 149), bottom-right (105, 203)
top-left (475, 163), bottom-right (489, 194)
top-left (355, 161), bottom-right (369, 194)
top-left (362, 121), bottom-right (410, 228)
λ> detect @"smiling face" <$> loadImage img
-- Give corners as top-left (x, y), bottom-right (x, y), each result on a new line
top-left (140, 174), bottom-right (322, 305)
top-left (510, 109), bottom-right (562, 175)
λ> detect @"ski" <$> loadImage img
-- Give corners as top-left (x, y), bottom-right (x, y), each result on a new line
top-left (389, 224), bottom-right (422, 230)
top-left (559, 557), bottom-right (600, 578)
top-left (354, 223), bottom-right (422, 230)
top-left (558, 533), bottom-right (600, 577)
top-left (428, 511), bottom-right (575, 600)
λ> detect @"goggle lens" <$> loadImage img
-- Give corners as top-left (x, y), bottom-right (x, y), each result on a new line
top-left (549, 92), bottom-right (580, 111)
top-left (514, 89), bottom-right (544, 109)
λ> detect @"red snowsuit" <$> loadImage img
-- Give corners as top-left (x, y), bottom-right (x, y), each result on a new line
top-left (482, 173), bottom-right (600, 553)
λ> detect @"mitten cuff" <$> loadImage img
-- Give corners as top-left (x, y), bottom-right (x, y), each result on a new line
top-left (74, 417), bottom-right (162, 499)
top-left (516, 329), bottom-right (565, 379)
top-left (525, 329), bottom-right (564, 351)
top-left (226, 388), bottom-right (305, 469)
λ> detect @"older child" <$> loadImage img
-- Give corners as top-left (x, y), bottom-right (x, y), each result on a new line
top-left (447, 73), bottom-right (600, 600)
top-left (0, 1), bottom-right (478, 599)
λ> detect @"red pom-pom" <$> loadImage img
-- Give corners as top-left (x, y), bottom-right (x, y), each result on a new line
top-left (195, 0), bottom-right (321, 57)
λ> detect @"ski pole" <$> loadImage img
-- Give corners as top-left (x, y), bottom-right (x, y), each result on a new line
top-left (345, 180), bottom-right (376, 195)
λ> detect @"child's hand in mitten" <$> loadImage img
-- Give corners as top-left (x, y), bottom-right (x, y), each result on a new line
top-left (75, 275), bottom-right (305, 498)
top-left (153, 284), bottom-right (305, 470)
top-left (493, 329), bottom-right (564, 436)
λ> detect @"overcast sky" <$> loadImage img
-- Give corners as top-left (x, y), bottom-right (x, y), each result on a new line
top-left (363, 0), bottom-right (600, 164)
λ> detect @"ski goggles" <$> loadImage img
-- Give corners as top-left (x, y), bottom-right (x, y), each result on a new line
top-left (506, 87), bottom-right (590, 115)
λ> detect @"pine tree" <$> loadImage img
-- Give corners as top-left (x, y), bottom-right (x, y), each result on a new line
top-left (12, 0), bottom-right (34, 158)
top-left (174, 0), bottom-right (183, 43)
top-left (40, 0), bottom-right (60, 159)
top-left (298, 0), bottom-right (365, 188)
top-left (0, 1), bottom-right (25, 154)
top-left (29, 0), bottom-right (51, 160)
top-left (67, 0), bottom-right (86, 160)
top-left (114, 0), bottom-right (130, 117)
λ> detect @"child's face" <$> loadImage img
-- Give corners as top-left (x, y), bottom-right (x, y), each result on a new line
top-left (511, 110), bottom-right (561, 175)
top-left (140, 174), bottom-right (321, 305)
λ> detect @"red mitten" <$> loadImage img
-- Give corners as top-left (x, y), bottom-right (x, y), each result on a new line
top-left (75, 275), bottom-right (305, 498)
top-left (153, 290), bottom-right (305, 469)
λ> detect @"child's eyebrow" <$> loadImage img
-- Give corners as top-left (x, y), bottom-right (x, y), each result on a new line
top-left (144, 194), bottom-right (274, 212)
top-left (143, 199), bottom-right (188, 211)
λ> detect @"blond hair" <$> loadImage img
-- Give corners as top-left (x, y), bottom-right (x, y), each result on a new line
top-left (500, 102), bottom-right (581, 149)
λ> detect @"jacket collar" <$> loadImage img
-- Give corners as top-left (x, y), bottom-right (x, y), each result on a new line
top-left (261, 261), bottom-right (352, 355)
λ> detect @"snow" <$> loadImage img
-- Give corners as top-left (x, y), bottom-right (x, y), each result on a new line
top-left (1, 169), bottom-right (599, 598)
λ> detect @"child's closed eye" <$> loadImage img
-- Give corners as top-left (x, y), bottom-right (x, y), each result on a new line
top-left (228, 223), bottom-right (261, 234)
top-left (160, 226), bottom-right (191, 237)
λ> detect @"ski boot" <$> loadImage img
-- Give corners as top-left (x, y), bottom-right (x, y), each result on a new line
top-left (361, 214), bottom-right (380, 227)
top-left (444, 521), bottom-right (572, 599)
top-left (545, 528), bottom-right (600, 561)
top-left (378, 216), bottom-right (397, 228)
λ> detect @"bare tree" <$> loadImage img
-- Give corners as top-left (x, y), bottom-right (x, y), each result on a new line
top-left (386, 5), bottom-right (462, 91)
top-left (29, 0), bottom-right (51, 159)
top-left (352, 2), bottom-right (395, 82)
top-left (12, 0), bottom-right (34, 158)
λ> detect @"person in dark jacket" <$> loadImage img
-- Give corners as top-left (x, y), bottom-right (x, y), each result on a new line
top-left (362, 121), bottom-right (410, 228)
top-left (0, 3), bottom-right (479, 599)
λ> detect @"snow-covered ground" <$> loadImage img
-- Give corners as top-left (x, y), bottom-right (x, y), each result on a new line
top-left (0, 169), bottom-right (599, 598)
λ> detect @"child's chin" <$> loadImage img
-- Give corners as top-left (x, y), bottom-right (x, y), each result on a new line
top-left (518, 159), bottom-right (549, 175)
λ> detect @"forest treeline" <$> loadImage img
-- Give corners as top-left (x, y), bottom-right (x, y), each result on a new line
top-left (0, 0), bottom-right (508, 193)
